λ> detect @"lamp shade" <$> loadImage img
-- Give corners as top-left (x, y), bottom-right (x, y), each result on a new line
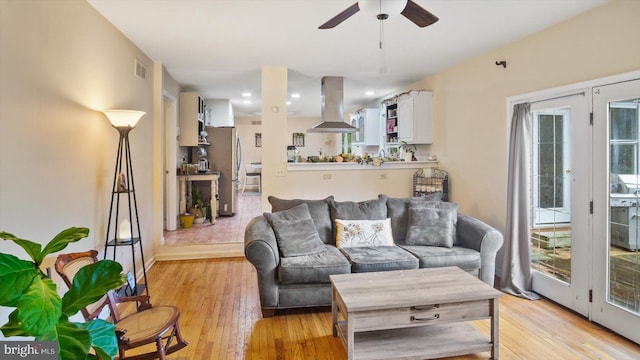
top-left (103, 110), bottom-right (146, 128)
top-left (360, 0), bottom-right (408, 18)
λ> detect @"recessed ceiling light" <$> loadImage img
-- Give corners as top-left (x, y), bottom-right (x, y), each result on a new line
top-left (286, 101), bottom-right (292, 105)
top-left (243, 100), bottom-right (251, 104)
top-left (366, 91), bottom-right (375, 96)
top-left (291, 93), bottom-right (301, 99)
top-left (242, 92), bottom-right (252, 97)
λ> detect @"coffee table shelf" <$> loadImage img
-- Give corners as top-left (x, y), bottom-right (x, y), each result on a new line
top-left (336, 321), bottom-right (492, 360)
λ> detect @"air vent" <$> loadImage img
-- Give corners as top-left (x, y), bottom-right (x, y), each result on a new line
top-left (134, 58), bottom-right (146, 80)
top-left (251, 120), bottom-right (262, 125)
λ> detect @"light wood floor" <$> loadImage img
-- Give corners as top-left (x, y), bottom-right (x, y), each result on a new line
top-left (130, 258), bottom-right (640, 360)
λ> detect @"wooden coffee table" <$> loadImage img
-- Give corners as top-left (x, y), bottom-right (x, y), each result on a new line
top-left (330, 267), bottom-right (502, 360)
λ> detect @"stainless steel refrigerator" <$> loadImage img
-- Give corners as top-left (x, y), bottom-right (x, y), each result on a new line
top-left (206, 126), bottom-right (240, 216)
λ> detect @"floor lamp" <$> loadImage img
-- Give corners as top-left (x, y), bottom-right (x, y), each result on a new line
top-left (102, 109), bottom-right (149, 296)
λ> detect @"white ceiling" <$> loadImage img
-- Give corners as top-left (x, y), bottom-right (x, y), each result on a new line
top-left (88, 0), bottom-right (608, 117)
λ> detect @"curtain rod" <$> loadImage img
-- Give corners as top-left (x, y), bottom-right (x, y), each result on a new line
top-left (529, 91), bottom-right (586, 104)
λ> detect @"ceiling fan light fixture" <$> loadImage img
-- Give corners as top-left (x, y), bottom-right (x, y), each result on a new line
top-left (360, 0), bottom-right (408, 19)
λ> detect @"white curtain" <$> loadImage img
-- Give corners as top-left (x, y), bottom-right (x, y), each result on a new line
top-left (500, 103), bottom-right (540, 300)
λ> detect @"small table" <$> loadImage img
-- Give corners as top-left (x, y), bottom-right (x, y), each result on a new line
top-left (330, 267), bottom-right (502, 360)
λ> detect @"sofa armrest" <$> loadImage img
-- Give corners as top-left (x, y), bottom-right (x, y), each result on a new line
top-left (244, 216), bottom-right (280, 310)
top-left (456, 214), bottom-right (504, 286)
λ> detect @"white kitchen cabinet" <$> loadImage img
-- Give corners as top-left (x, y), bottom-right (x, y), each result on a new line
top-left (206, 99), bottom-right (234, 127)
top-left (350, 108), bottom-right (381, 146)
top-left (179, 92), bottom-right (206, 146)
top-left (397, 90), bottom-right (432, 144)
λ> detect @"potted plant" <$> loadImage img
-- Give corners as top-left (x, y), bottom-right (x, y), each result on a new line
top-left (400, 141), bottom-right (417, 161)
top-left (0, 227), bottom-right (126, 359)
top-left (191, 187), bottom-right (206, 224)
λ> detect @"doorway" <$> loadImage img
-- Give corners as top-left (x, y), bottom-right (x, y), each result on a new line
top-left (592, 78), bottom-right (640, 343)
top-left (529, 92), bottom-right (591, 317)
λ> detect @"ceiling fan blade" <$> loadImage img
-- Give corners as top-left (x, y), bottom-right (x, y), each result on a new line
top-left (401, 0), bottom-right (439, 28)
top-left (318, 3), bottom-right (360, 29)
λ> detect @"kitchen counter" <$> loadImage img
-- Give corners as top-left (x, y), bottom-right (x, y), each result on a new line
top-left (287, 160), bottom-right (437, 171)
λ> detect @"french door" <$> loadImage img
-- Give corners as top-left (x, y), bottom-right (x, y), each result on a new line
top-left (592, 79), bottom-right (640, 343)
top-left (529, 93), bottom-right (591, 317)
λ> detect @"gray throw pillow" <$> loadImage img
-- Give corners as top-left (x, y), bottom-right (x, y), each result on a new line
top-left (406, 206), bottom-right (455, 248)
top-left (411, 200), bottom-right (458, 243)
top-left (264, 202), bottom-right (312, 222)
top-left (384, 194), bottom-right (443, 243)
top-left (268, 196), bottom-right (334, 244)
top-left (269, 218), bottom-right (325, 257)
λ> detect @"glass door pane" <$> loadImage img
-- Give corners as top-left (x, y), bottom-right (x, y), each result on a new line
top-left (608, 99), bottom-right (640, 314)
top-left (531, 108), bottom-right (572, 283)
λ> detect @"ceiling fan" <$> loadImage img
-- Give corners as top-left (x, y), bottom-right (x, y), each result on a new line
top-left (318, 0), bottom-right (439, 29)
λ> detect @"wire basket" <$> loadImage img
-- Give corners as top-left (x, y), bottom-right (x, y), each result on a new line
top-left (413, 168), bottom-right (449, 201)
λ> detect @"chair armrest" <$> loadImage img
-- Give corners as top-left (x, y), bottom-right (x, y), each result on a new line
top-left (115, 328), bottom-right (129, 344)
top-left (456, 214), bottom-right (504, 286)
top-left (244, 216), bottom-right (280, 309)
top-left (112, 292), bottom-right (153, 312)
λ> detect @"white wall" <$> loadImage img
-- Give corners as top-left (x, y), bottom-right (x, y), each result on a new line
top-left (0, 0), bottom-right (157, 332)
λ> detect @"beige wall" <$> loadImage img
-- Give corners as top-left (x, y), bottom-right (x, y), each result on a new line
top-left (0, 0), bottom-right (156, 329)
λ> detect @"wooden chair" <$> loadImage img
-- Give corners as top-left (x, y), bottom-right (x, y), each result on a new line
top-left (55, 250), bottom-right (188, 360)
top-left (242, 162), bottom-right (261, 194)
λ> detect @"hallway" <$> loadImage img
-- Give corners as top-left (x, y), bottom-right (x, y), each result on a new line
top-left (164, 193), bottom-right (262, 245)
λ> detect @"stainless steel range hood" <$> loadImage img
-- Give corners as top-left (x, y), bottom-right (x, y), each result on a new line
top-left (307, 76), bottom-right (357, 133)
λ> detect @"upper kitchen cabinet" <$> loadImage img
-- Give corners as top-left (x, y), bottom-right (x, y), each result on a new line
top-left (179, 92), bottom-right (207, 146)
top-left (350, 108), bottom-right (381, 146)
top-left (206, 99), bottom-right (234, 127)
top-left (384, 90), bottom-right (433, 145)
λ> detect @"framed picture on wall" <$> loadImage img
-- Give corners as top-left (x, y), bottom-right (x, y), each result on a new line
top-left (255, 133), bottom-right (262, 147)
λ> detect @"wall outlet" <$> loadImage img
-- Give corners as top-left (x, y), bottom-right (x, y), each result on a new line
top-left (379, 173), bottom-right (387, 180)
top-left (276, 168), bottom-right (285, 177)
top-left (323, 173), bottom-right (332, 180)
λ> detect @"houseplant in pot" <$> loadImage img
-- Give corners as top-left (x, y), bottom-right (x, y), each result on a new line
top-left (0, 227), bottom-right (125, 359)
top-left (400, 141), bottom-right (417, 161)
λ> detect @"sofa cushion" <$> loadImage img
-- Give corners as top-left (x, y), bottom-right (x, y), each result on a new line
top-left (270, 218), bottom-right (325, 257)
top-left (328, 195), bottom-right (388, 221)
top-left (268, 196), bottom-right (334, 244)
top-left (384, 194), bottom-right (442, 245)
top-left (278, 245), bottom-right (351, 284)
top-left (406, 207), bottom-right (455, 248)
top-left (400, 245), bottom-right (481, 272)
top-left (335, 218), bottom-right (394, 248)
top-left (339, 246), bottom-right (419, 273)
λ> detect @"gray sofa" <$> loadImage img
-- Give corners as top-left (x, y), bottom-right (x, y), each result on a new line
top-left (244, 194), bottom-right (503, 317)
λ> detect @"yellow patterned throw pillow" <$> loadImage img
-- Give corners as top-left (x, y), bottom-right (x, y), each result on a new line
top-left (335, 218), bottom-right (394, 248)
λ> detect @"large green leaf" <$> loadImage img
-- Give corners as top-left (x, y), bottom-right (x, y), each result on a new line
top-left (39, 227), bottom-right (90, 264)
top-left (40, 320), bottom-right (91, 360)
top-left (16, 275), bottom-right (62, 336)
top-left (0, 253), bottom-right (38, 306)
top-left (62, 260), bottom-right (125, 317)
top-left (0, 231), bottom-right (42, 264)
top-left (83, 319), bottom-right (118, 359)
top-left (0, 309), bottom-right (29, 337)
